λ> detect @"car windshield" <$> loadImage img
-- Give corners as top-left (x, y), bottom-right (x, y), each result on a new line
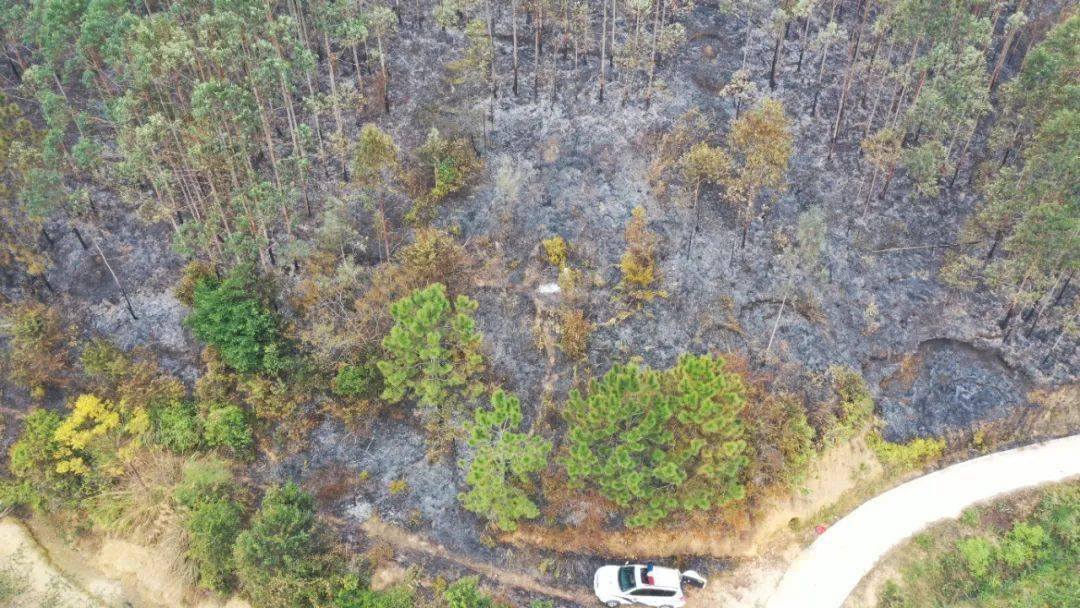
top-left (618, 566), bottom-right (635, 592)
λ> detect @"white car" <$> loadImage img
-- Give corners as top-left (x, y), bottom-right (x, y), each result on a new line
top-left (593, 563), bottom-right (706, 607)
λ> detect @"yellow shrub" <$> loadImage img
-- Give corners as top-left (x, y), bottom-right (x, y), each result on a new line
top-left (542, 236), bottom-right (569, 268)
top-left (619, 207), bottom-right (660, 290)
top-left (53, 394), bottom-right (120, 475)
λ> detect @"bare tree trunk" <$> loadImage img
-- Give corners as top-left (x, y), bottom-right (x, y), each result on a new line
top-left (950, 123), bottom-right (978, 187)
top-left (599, 0), bottom-right (607, 102)
top-left (765, 292), bottom-right (788, 359)
top-left (644, 0), bottom-right (663, 105)
top-left (769, 21), bottom-right (790, 90)
top-left (810, 0), bottom-right (841, 115)
top-left (795, 13), bottom-right (813, 73)
top-left (533, 4), bottom-right (544, 101)
top-left (512, 0), bottom-right (520, 95)
top-left (378, 34), bottom-right (391, 113)
top-left (71, 226), bottom-right (88, 250)
top-left (827, 0), bottom-right (870, 159)
top-left (323, 33), bottom-right (346, 145)
top-left (1022, 271), bottom-right (1068, 338)
top-left (740, 9), bottom-right (754, 69)
top-left (861, 166), bottom-right (879, 221)
top-left (486, 0), bottom-right (499, 101)
top-left (988, 0), bottom-right (1028, 91)
top-left (740, 197), bottom-right (755, 249)
top-left (610, 0), bottom-right (617, 70)
top-left (249, 79), bottom-right (284, 191)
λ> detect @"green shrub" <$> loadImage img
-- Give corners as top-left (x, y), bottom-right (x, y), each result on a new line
top-left (459, 390), bottom-right (552, 532)
top-left (184, 269), bottom-right (285, 374)
top-left (1035, 483), bottom-right (1080, 547)
top-left (999, 522), bottom-right (1048, 571)
top-left (956, 536), bottom-right (994, 582)
top-left (8, 409), bottom-right (63, 480)
top-left (174, 458), bottom-right (245, 592)
top-left (901, 140), bottom-right (948, 198)
top-left (80, 338), bottom-right (131, 381)
top-left (562, 353), bottom-right (747, 528)
top-left (6, 408), bottom-right (80, 504)
top-left (409, 129), bottom-right (481, 224)
top-left (333, 574), bottom-right (414, 608)
top-left (442, 576), bottom-right (494, 608)
top-left (202, 403), bottom-right (254, 456)
top-left (175, 261), bottom-right (216, 307)
top-left (174, 457), bottom-right (235, 509)
top-left (332, 363), bottom-right (382, 398)
top-left (0, 480), bottom-right (40, 512)
top-left (821, 365), bottom-right (875, 445)
top-left (877, 581), bottom-right (909, 608)
top-left (234, 483), bottom-right (337, 608)
top-left (154, 401), bottom-right (203, 453)
top-left (186, 496), bottom-right (245, 592)
top-left (744, 391), bottom-right (816, 488)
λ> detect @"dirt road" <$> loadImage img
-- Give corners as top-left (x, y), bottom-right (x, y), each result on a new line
top-left (765, 434), bottom-right (1080, 608)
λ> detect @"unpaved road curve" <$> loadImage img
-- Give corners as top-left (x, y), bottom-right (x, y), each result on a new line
top-left (766, 434), bottom-right (1080, 608)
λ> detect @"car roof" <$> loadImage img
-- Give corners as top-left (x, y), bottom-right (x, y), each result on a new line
top-left (631, 565), bottom-right (681, 590)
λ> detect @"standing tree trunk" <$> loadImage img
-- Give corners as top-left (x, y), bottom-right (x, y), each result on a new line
top-left (512, 0), bottom-right (520, 95)
top-left (378, 33), bottom-right (391, 113)
top-left (769, 21), bottom-right (790, 90)
top-left (988, 0), bottom-right (1028, 91)
top-left (810, 0), bottom-right (841, 115)
top-left (599, 0), bottom-right (608, 102)
top-left (644, 0), bottom-right (663, 105)
top-left (827, 0), bottom-right (870, 159)
top-left (533, 3), bottom-right (544, 101)
top-left (486, 0), bottom-right (499, 101)
top-left (610, 0), bottom-right (617, 70)
top-left (795, 12), bottom-right (813, 73)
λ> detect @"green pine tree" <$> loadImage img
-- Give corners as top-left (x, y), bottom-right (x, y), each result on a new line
top-left (562, 353), bottom-right (748, 528)
top-left (377, 283), bottom-right (485, 451)
top-left (459, 390), bottom-right (552, 532)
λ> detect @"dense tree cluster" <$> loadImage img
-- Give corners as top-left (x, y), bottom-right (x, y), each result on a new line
top-left (943, 14), bottom-right (1079, 341)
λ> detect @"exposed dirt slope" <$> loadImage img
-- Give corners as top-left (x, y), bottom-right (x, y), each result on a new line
top-left (0, 517), bottom-right (103, 607)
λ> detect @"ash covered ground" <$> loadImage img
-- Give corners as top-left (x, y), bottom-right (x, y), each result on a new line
top-left (2, 2), bottom-right (1075, 602)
